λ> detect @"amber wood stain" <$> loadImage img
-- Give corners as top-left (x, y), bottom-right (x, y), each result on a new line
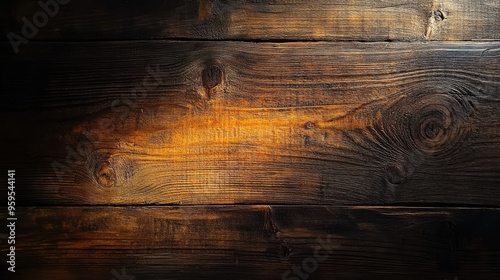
top-left (0, 0), bottom-right (499, 279)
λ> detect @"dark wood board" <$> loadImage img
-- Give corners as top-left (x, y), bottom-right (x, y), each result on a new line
top-left (1, 0), bottom-right (500, 46)
top-left (2, 206), bottom-right (500, 279)
top-left (1, 41), bottom-right (499, 206)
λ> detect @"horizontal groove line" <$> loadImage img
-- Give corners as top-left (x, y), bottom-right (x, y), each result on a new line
top-left (11, 203), bottom-right (500, 209)
top-left (1, 38), bottom-right (500, 44)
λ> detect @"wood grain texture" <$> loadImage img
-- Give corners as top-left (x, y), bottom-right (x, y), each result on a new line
top-left (1, 0), bottom-right (500, 46)
top-left (2, 206), bottom-right (500, 280)
top-left (1, 2), bottom-right (499, 279)
top-left (1, 41), bottom-right (499, 206)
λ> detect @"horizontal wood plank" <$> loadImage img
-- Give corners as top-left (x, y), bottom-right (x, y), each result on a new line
top-left (1, 0), bottom-right (500, 47)
top-left (2, 206), bottom-right (500, 279)
top-left (1, 41), bottom-right (500, 206)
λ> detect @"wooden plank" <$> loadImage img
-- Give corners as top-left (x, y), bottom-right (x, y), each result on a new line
top-left (1, 0), bottom-right (500, 47)
top-left (3, 206), bottom-right (500, 279)
top-left (1, 41), bottom-right (500, 206)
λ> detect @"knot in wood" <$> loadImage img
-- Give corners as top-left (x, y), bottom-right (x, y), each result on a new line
top-left (278, 240), bottom-right (292, 259)
top-left (434, 10), bottom-right (446, 21)
top-left (382, 87), bottom-right (475, 156)
top-left (414, 104), bottom-right (452, 150)
top-left (95, 161), bottom-right (116, 188)
top-left (385, 162), bottom-right (408, 185)
top-left (378, 84), bottom-right (477, 176)
top-left (202, 64), bottom-right (223, 92)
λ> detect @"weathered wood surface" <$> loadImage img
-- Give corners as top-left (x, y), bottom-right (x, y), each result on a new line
top-left (1, 1), bottom-right (500, 279)
top-left (1, 41), bottom-right (499, 206)
top-left (2, 206), bottom-right (500, 280)
top-left (1, 0), bottom-right (500, 47)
